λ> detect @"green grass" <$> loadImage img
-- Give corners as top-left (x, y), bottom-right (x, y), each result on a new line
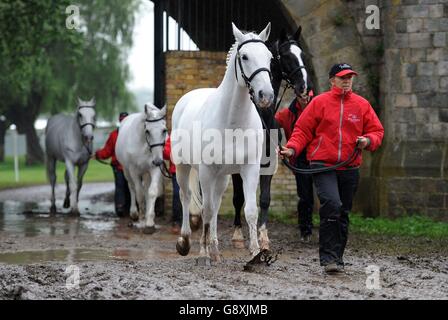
top-left (222, 209), bottom-right (448, 238)
top-left (348, 214), bottom-right (448, 238)
top-left (0, 156), bottom-right (114, 190)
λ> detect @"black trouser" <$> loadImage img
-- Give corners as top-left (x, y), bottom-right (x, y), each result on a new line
top-left (171, 173), bottom-right (182, 225)
top-left (312, 168), bottom-right (359, 266)
top-left (112, 166), bottom-right (131, 217)
top-left (294, 153), bottom-right (314, 236)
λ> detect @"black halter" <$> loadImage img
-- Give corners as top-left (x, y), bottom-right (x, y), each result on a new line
top-left (276, 40), bottom-right (307, 87)
top-left (234, 39), bottom-right (272, 102)
top-left (77, 105), bottom-right (96, 155)
top-left (144, 116), bottom-right (166, 150)
top-left (77, 105), bottom-right (96, 130)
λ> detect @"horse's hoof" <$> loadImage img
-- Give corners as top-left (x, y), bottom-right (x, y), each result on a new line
top-left (210, 253), bottom-right (222, 263)
top-left (130, 212), bottom-right (139, 222)
top-left (260, 242), bottom-right (270, 251)
top-left (143, 226), bottom-right (156, 234)
top-left (50, 205), bottom-right (56, 215)
top-left (176, 237), bottom-right (190, 256)
top-left (190, 215), bottom-right (202, 232)
top-left (231, 239), bottom-right (246, 249)
top-left (63, 199), bottom-right (70, 209)
top-left (196, 256), bottom-right (211, 266)
top-left (250, 248), bottom-right (261, 257)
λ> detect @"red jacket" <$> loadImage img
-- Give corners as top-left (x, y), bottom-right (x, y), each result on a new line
top-left (163, 135), bottom-right (176, 174)
top-left (285, 86), bottom-right (384, 169)
top-left (275, 99), bottom-right (307, 141)
top-left (95, 129), bottom-right (123, 170)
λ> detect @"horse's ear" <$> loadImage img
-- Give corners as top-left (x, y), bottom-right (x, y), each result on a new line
top-left (77, 97), bottom-right (83, 106)
top-left (145, 102), bottom-right (158, 113)
top-left (293, 26), bottom-right (302, 42)
top-left (259, 22), bottom-right (271, 42)
top-left (160, 105), bottom-right (167, 116)
top-left (90, 97), bottom-right (96, 105)
top-left (232, 22), bottom-right (244, 43)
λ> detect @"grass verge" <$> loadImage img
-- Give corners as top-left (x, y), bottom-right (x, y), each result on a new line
top-left (222, 210), bottom-right (448, 238)
top-left (0, 156), bottom-right (114, 190)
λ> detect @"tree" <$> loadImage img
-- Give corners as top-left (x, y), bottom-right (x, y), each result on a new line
top-left (0, 0), bottom-right (139, 164)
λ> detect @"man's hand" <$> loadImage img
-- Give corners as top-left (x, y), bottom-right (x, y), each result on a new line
top-left (356, 136), bottom-right (370, 149)
top-left (91, 153), bottom-right (97, 160)
top-left (276, 146), bottom-right (295, 159)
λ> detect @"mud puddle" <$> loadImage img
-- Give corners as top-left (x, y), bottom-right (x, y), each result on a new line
top-left (0, 183), bottom-right (448, 300)
top-left (0, 247), bottom-right (179, 265)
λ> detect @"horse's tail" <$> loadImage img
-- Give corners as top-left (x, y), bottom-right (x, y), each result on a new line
top-left (188, 168), bottom-right (203, 218)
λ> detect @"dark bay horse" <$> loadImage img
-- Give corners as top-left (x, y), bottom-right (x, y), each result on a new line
top-left (231, 27), bottom-right (314, 249)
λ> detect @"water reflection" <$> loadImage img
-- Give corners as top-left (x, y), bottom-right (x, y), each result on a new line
top-left (0, 248), bottom-right (179, 265)
top-left (0, 200), bottom-right (117, 237)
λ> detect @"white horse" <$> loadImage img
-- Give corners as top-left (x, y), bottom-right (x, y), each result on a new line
top-left (171, 23), bottom-right (274, 263)
top-left (45, 97), bottom-right (96, 216)
top-left (115, 103), bottom-right (167, 234)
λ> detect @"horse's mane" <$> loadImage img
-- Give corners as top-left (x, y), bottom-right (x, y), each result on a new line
top-left (225, 31), bottom-right (259, 72)
top-left (225, 42), bottom-right (238, 70)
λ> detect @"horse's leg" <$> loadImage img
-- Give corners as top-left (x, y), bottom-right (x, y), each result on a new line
top-left (142, 168), bottom-right (162, 234)
top-left (209, 175), bottom-right (229, 262)
top-left (259, 174), bottom-right (273, 250)
top-left (64, 160), bottom-right (79, 216)
top-left (231, 174), bottom-right (245, 248)
top-left (240, 165), bottom-right (261, 256)
top-left (76, 162), bottom-right (89, 203)
top-left (124, 168), bottom-right (138, 221)
top-left (130, 169), bottom-right (145, 227)
top-left (142, 171), bottom-right (151, 221)
top-left (47, 157), bottom-right (57, 214)
top-left (175, 164), bottom-right (192, 256)
top-left (197, 168), bottom-right (217, 264)
top-left (63, 170), bottom-right (70, 208)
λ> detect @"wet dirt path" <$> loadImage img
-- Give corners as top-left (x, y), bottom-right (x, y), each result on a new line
top-left (0, 183), bottom-right (447, 299)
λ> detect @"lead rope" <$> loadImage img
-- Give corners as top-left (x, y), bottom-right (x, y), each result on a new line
top-left (255, 106), bottom-right (361, 174)
top-left (159, 161), bottom-right (173, 179)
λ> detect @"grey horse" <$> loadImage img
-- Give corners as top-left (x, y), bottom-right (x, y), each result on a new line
top-left (45, 97), bottom-right (96, 215)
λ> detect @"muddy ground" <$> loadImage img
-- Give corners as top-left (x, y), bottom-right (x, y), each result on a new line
top-left (0, 183), bottom-right (447, 300)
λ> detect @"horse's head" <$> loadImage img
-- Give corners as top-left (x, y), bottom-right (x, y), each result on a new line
top-left (76, 97), bottom-right (96, 146)
top-left (275, 27), bottom-right (313, 98)
top-left (232, 22), bottom-right (274, 109)
top-left (144, 103), bottom-right (167, 167)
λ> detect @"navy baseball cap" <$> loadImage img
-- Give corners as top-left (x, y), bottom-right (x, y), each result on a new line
top-left (329, 63), bottom-right (358, 78)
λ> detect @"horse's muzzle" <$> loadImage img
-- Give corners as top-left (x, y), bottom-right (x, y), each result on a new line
top-left (257, 90), bottom-right (274, 109)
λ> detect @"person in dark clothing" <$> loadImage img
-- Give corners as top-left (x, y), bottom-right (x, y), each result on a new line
top-left (279, 63), bottom-right (384, 273)
top-left (163, 134), bottom-right (182, 234)
top-left (275, 91), bottom-right (315, 242)
top-left (93, 112), bottom-right (131, 217)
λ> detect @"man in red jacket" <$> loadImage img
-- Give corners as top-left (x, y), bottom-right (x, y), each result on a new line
top-left (275, 91), bottom-right (315, 243)
top-left (279, 63), bottom-right (384, 273)
top-left (93, 112), bottom-right (131, 217)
